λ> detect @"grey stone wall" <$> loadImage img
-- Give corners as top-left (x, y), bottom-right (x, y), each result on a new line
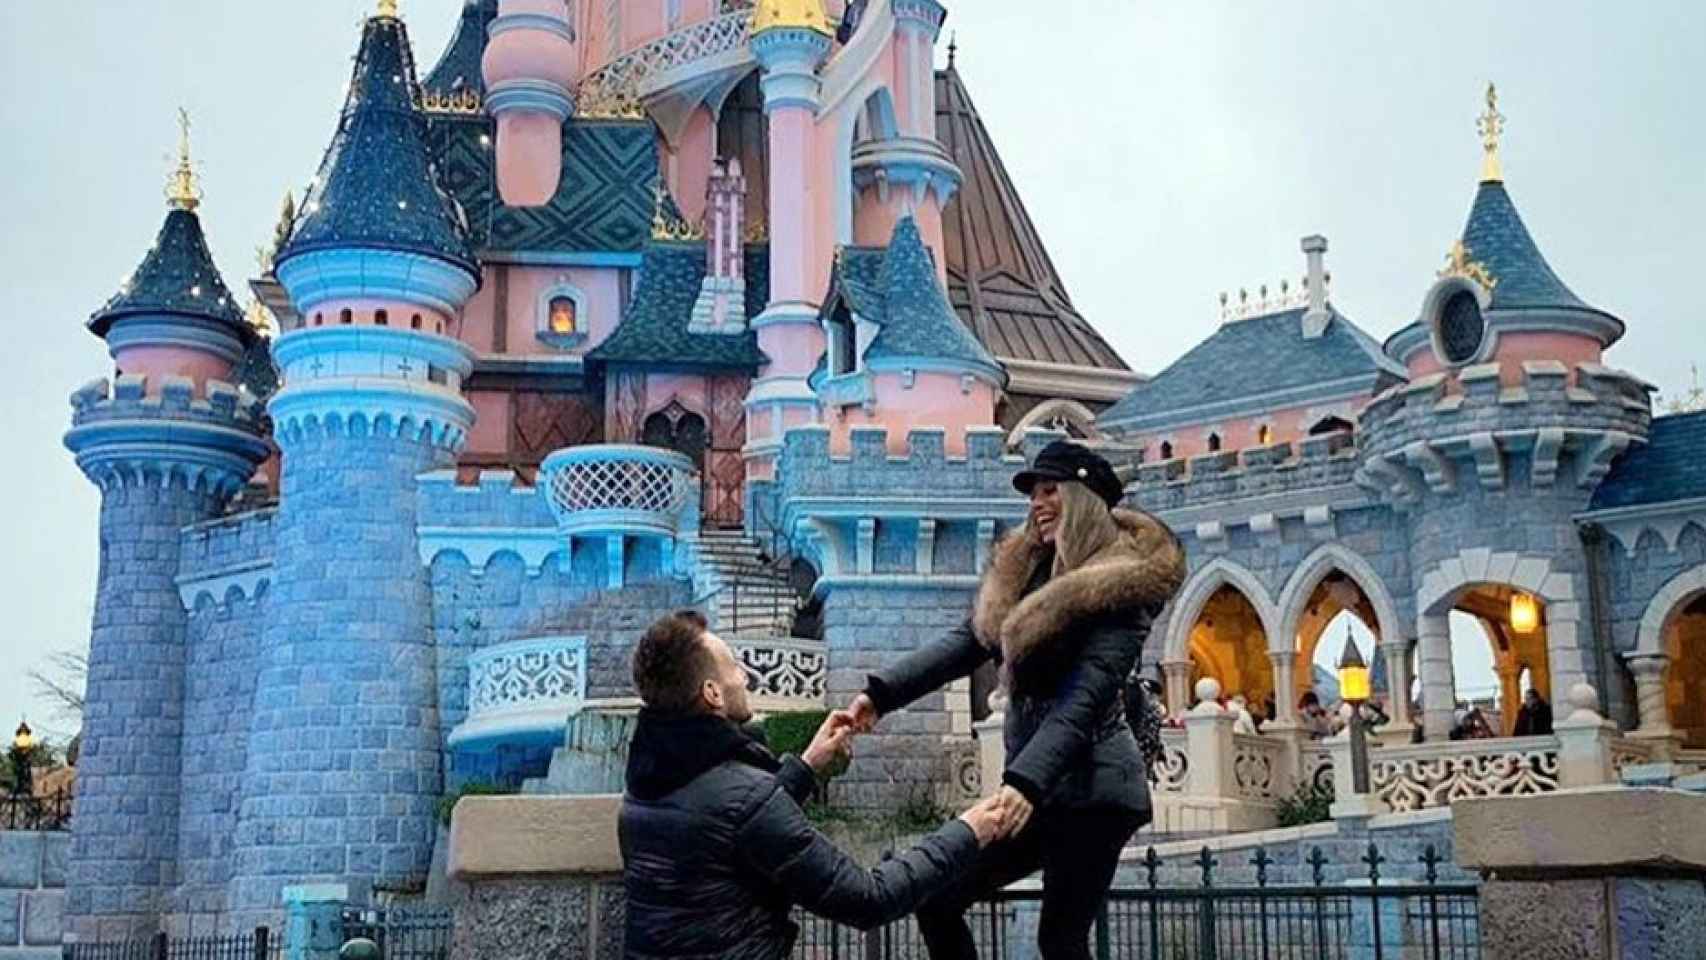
top-left (820, 584), bottom-right (979, 810)
top-left (229, 424), bottom-right (450, 926)
top-left (0, 832), bottom-right (68, 960)
top-left (69, 478), bottom-right (225, 940)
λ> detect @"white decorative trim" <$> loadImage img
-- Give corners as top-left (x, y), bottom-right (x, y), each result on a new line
top-left (178, 560), bottom-right (272, 610)
top-left (1579, 497), bottom-right (1706, 556)
top-left (419, 527), bottom-right (564, 574)
top-left (1274, 543), bottom-right (1404, 655)
top-left (1162, 558), bottom-right (1282, 662)
top-left (1002, 357), bottom-right (1147, 405)
top-left (1005, 398), bottom-right (1100, 448)
top-left (1632, 563), bottom-right (1706, 657)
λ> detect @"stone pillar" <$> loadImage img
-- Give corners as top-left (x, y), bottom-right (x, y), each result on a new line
top-left (1268, 650), bottom-right (1298, 725)
top-left (1553, 683), bottom-right (1618, 790)
top-left (1417, 614), bottom-right (1456, 741)
top-left (1181, 679), bottom-right (1236, 800)
top-left (1378, 640), bottom-right (1414, 728)
top-left (282, 884), bottom-right (349, 960)
top-left (1162, 660), bottom-right (1194, 717)
top-left (1327, 726), bottom-right (1389, 820)
top-left (1496, 663), bottom-right (1523, 736)
top-left (973, 712), bottom-right (1005, 800)
top-left (1626, 655), bottom-right (1673, 737)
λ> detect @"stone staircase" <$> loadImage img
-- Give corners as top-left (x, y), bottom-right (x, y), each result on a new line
top-left (693, 530), bottom-right (798, 639)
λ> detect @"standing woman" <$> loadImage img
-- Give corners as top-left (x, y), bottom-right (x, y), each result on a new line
top-left (845, 441), bottom-right (1185, 960)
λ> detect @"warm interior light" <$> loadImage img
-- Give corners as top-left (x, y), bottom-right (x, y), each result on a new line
top-left (1337, 634), bottom-right (1371, 705)
top-left (12, 721), bottom-right (32, 752)
top-left (1510, 592), bottom-right (1540, 634)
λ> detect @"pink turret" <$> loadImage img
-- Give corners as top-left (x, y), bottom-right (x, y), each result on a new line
top-left (483, 0), bottom-right (577, 206)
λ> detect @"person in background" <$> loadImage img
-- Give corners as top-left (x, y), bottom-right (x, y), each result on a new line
top-left (619, 610), bottom-right (1010, 960)
top-left (1229, 695), bottom-right (1258, 736)
top-left (1513, 688), bottom-right (1554, 737)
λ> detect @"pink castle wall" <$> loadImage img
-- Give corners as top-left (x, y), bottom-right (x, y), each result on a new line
top-left (458, 265), bottom-right (626, 355)
top-left (1128, 395), bottom-right (1369, 462)
top-left (465, 390), bottom-right (511, 459)
top-left (668, 107), bottom-right (718, 225)
top-left (829, 373), bottom-right (996, 456)
top-left (110, 346), bottom-right (234, 394)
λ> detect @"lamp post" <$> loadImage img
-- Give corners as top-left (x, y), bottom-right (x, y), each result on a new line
top-left (8, 720), bottom-right (34, 800)
top-left (1337, 635), bottom-right (1372, 796)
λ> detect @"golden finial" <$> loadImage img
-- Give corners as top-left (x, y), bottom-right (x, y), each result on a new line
top-left (166, 108), bottom-right (202, 212)
top-left (1477, 82), bottom-right (1505, 183)
top-left (750, 0), bottom-right (833, 37)
top-left (1439, 238), bottom-right (1499, 290)
top-left (245, 300), bottom-right (278, 338)
top-left (377, 0), bottom-right (399, 19)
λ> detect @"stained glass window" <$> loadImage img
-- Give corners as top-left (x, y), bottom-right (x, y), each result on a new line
top-left (1438, 290), bottom-right (1485, 364)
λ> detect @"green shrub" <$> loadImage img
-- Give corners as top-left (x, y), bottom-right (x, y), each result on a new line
top-left (1275, 780), bottom-right (1335, 827)
top-left (437, 781), bottom-right (518, 826)
top-left (760, 711), bottom-right (849, 780)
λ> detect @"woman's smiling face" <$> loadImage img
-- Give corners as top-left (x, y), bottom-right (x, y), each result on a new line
top-left (1029, 480), bottom-right (1062, 543)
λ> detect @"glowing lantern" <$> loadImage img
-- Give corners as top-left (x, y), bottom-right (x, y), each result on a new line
top-left (1336, 633), bottom-right (1371, 705)
top-left (1510, 592), bottom-right (1540, 635)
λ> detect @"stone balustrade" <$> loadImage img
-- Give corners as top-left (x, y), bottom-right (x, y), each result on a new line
top-left (736, 636), bottom-right (827, 712)
top-left (447, 635), bottom-right (589, 753)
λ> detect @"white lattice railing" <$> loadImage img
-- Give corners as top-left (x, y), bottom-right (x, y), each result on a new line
top-left (737, 636), bottom-right (827, 707)
top-left (578, 10), bottom-right (753, 118)
top-left (540, 444), bottom-right (698, 538)
top-left (1152, 729), bottom-right (1189, 793)
top-left (1371, 736), bottom-right (1560, 813)
top-left (448, 635), bottom-right (588, 750)
top-left (1231, 733), bottom-right (1286, 801)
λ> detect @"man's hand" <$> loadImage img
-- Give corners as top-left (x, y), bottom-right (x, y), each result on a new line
top-left (956, 793), bottom-right (1009, 848)
top-left (846, 693), bottom-right (879, 733)
top-left (992, 785), bottom-right (1034, 837)
top-left (802, 710), bottom-right (857, 773)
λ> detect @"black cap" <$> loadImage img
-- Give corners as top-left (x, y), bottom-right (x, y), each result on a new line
top-left (1013, 440), bottom-right (1124, 507)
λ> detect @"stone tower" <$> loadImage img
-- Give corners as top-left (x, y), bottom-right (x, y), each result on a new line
top-left (226, 5), bottom-right (481, 919)
top-left (63, 116), bottom-right (270, 939)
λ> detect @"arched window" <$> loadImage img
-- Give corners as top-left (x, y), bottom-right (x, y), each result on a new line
top-left (1207, 433), bottom-right (1222, 453)
top-left (339, 308), bottom-right (353, 325)
top-left (1160, 441), bottom-right (1174, 460)
top-left (375, 310), bottom-right (388, 326)
top-left (548, 297), bottom-right (577, 335)
top-left (1256, 424), bottom-right (1273, 446)
top-left (410, 314), bottom-right (423, 330)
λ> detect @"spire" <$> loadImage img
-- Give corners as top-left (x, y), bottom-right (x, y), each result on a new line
top-left (377, 0), bottom-right (399, 19)
top-left (1477, 82), bottom-right (1505, 184)
top-left (750, 0), bottom-right (833, 36)
top-left (90, 202), bottom-right (252, 345)
top-left (166, 108), bottom-right (202, 212)
top-left (277, 10), bottom-right (478, 280)
top-left (422, 0), bottom-right (498, 104)
top-left (863, 216), bottom-right (1003, 382)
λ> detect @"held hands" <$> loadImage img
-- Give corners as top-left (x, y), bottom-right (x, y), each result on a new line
top-left (957, 786), bottom-right (1034, 848)
top-left (991, 785), bottom-right (1034, 838)
top-left (802, 709), bottom-right (859, 773)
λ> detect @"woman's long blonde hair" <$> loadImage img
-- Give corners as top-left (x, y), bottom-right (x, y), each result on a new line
top-left (1031, 481), bottom-right (1121, 577)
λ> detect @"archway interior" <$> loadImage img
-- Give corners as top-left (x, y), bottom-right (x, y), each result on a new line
top-left (1665, 591), bottom-right (1706, 748)
top-left (1187, 585), bottom-right (1271, 710)
top-left (1450, 584), bottom-right (1551, 736)
top-left (1297, 572), bottom-right (1380, 710)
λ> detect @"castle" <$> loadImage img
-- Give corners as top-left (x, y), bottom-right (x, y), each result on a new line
top-left (61, 0), bottom-right (1705, 941)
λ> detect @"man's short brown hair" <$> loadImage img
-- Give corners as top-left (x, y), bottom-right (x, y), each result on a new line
top-left (632, 610), bottom-right (714, 713)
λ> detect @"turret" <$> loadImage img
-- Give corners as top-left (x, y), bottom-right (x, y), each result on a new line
top-left (62, 114), bottom-right (270, 940)
top-left (230, 1), bottom-right (481, 918)
top-left (744, 0), bottom-right (836, 481)
top-left (481, 0), bottom-right (576, 206)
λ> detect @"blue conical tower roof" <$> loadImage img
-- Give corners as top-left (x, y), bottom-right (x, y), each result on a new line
top-left (90, 207), bottom-right (253, 344)
top-left (864, 216), bottom-right (1003, 380)
top-left (1460, 181), bottom-right (1595, 314)
top-left (279, 11), bottom-right (479, 279)
top-left (423, 0), bottom-right (498, 98)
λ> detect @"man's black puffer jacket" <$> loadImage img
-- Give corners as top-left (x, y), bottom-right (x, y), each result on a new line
top-left (619, 710), bottom-right (978, 960)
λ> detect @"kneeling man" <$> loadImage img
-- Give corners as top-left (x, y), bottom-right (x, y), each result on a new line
top-left (620, 611), bottom-right (1004, 960)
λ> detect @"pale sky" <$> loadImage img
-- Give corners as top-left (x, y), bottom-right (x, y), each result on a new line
top-left (1, 1), bottom-right (1701, 738)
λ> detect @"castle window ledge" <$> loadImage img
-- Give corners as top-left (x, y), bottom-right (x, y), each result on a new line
top-left (540, 444), bottom-right (700, 539)
top-left (818, 370), bottom-right (874, 408)
top-left (448, 635), bottom-right (588, 753)
top-left (533, 331), bottom-right (589, 351)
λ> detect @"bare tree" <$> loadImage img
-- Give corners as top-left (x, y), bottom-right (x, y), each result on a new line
top-left (27, 650), bottom-right (86, 723)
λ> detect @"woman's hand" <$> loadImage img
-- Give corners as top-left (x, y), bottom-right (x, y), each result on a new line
top-left (846, 693), bottom-right (879, 733)
top-left (992, 785), bottom-right (1034, 837)
top-left (802, 710), bottom-right (857, 773)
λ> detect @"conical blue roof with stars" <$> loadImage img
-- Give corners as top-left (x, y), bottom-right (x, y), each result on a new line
top-left (853, 216), bottom-right (1003, 379)
top-left (90, 208), bottom-right (253, 345)
top-left (1460, 181), bottom-right (1602, 315)
top-left (279, 11), bottom-right (478, 279)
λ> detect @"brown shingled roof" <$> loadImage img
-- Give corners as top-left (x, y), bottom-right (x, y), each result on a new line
top-left (935, 66), bottom-right (1130, 373)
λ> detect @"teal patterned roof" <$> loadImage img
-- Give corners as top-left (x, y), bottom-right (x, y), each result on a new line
top-left (586, 243), bottom-right (770, 369)
top-left (90, 209), bottom-right (253, 345)
top-left (422, 0), bottom-right (497, 97)
top-left (825, 217), bottom-right (1003, 379)
top-left (280, 14), bottom-right (479, 277)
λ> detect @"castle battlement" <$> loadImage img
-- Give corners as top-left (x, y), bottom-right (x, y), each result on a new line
top-left (1124, 431), bottom-right (1361, 515)
top-left (778, 425), bottom-right (1046, 502)
top-left (177, 508), bottom-right (277, 608)
top-left (417, 469), bottom-right (557, 529)
top-left (69, 374), bottom-right (267, 430)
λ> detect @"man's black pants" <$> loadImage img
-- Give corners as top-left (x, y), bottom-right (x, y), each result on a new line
top-left (915, 809), bottom-right (1141, 960)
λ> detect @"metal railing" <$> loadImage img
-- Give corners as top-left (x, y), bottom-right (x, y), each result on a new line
top-left (340, 906), bottom-right (453, 960)
top-left (793, 843), bottom-right (1479, 960)
top-left (1, 788), bottom-right (72, 831)
top-left (67, 927), bottom-right (279, 960)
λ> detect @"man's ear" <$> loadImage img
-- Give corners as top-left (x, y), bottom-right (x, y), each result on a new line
top-left (701, 676), bottom-right (724, 713)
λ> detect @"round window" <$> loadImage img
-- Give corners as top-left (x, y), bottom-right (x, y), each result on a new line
top-left (1437, 290), bottom-right (1486, 365)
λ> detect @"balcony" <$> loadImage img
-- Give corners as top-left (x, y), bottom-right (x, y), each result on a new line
top-left (448, 636), bottom-right (588, 753)
top-left (540, 444), bottom-right (699, 539)
top-left (736, 636), bottom-right (827, 712)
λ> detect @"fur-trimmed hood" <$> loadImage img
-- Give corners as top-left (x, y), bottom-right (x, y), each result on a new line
top-left (972, 509), bottom-right (1185, 679)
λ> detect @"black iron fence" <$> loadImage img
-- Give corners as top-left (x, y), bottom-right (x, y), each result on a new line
top-left (793, 843), bottom-right (1479, 960)
top-left (1, 789), bottom-right (73, 831)
top-left (66, 927), bottom-right (280, 960)
top-left (339, 906), bottom-right (453, 960)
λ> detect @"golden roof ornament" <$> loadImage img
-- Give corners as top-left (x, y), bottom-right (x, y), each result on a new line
top-left (750, 0), bottom-right (833, 36)
top-left (245, 299), bottom-right (278, 338)
top-left (1439, 238), bottom-right (1499, 291)
top-left (377, 0), bottom-right (400, 19)
top-left (166, 108), bottom-right (202, 212)
top-left (650, 181), bottom-right (704, 242)
top-left (1477, 82), bottom-right (1505, 183)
